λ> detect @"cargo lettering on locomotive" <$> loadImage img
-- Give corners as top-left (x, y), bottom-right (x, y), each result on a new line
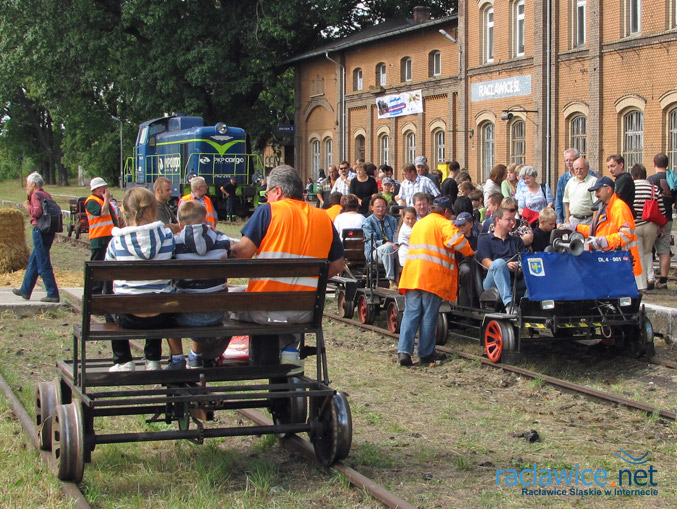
top-left (123, 114), bottom-right (265, 218)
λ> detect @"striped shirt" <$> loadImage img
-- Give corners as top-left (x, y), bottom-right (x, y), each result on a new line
top-left (632, 180), bottom-right (665, 226)
top-left (174, 223), bottom-right (231, 293)
top-left (397, 175), bottom-right (440, 206)
top-left (331, 174), bottom-right (355, 195)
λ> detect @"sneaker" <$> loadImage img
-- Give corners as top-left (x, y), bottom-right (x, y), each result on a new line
top-left (145, 360), bottom-right (162, 371)
top-left (398, 352), bottom-right (413, 366)
top-left (187, 356), bottom-right (204, 369)
top-left (419, 351), bottom-right (447, 364)
top-left (646, 281), bottom-right (655, 290)
top-left (12, 288), bottom-right (29, 300)
top-left (109, 361), bottom-right (135, 372)
top-left (165, 358), bottom-right (187, 370)
top-left (655, 281), bottom-right (668, 290)
top-left (40, 296), bottom-right (60, 303)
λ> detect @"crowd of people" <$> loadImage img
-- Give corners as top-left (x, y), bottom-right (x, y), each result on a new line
top-left (13, 148), bottom-right (674, 369)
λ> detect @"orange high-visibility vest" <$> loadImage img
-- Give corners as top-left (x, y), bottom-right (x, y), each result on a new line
top-left (577, 193), bottom-right (641, 276)
top-left (325, 204), bottom-right (343, 222)
top-left (398, 212), bottom-right (475, 302)
top-left (85, 194), bottom-right (117, 239)
top-left (179, 193), bottom-right (218, 228)
top-left (248, 199), bottom-right (335, 293)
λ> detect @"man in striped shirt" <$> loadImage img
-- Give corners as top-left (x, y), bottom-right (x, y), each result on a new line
top-left (395, 163), bottom-right (440, 206)
top-left (330, 161), bottom-right (354, 195)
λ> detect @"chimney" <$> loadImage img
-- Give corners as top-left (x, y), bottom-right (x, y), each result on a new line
top-left (413, 6), bottom-right (432, 24)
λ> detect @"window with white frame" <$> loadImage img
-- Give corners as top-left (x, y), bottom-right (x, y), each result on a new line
top-left (674, 0), bottom-right (677, 28)
top-left (429, 50), bottom-right (441, 77)
top-left (628, 0), bottom-right (641, 35)
top-left (406, 132), bottom-right (416, 163)
top-left (515, 1), bottom-right (525, 57)
top-left (575, 0), bottom-right (586, 47)
top-left (401, 57), bottom-right (412, 82)
top-left (435, 130), bottom-right (445, 163)
top-left (376, 63), bottom-right (386, 86)
top-left (379, 134), bottom-right (390, 165)
top-left (481, 123), bottom-right (495, 181)
top-left (311, 140), bottom-right (320, 175)
top-left (668, 108), bottom-right (677, 170)
top-left (353, 68), bottom-right (363, 91)
top-left (570, 115), bottom-right (587, 159)
top-left (510, 120), bottom-right (526, 165)
top-left (355, 135), bottom-right (365, 161)
top-left (325, 138), bottom-right (333, 168)
top-left (485, 7), bottom-right (494, 63)
top-left (623, 110), bottom-right (644, 168)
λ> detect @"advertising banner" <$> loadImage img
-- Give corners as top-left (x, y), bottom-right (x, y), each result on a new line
top-left (376, 89), bottom-right (423, 119)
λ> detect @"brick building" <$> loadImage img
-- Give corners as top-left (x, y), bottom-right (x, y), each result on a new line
top-left (288, 2), bottom-right (677, 187)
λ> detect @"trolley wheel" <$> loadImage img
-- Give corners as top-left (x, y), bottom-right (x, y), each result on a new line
top-left (36, 378), bottom-right (61, 450)
top-left (74, 226), bottom-right (81, 240)
top-left (52, 400), bottom-right (85, 482)
top-left (271, 376), bottom-right (307, 438)
top-left (66, 224), bottom-right (74, 238)
top-left (483, 319), bottom-right (515, 363)
top-left (356, 294), bottom-right (376, 325)
top-left (435, 312), bottom-right (449, 345)
top-left (641, 316), bottom-right (655, 358)
top-left (337, 290), bottom-right (354, 319)
top-left (385, 301), bottom-right (402, 333)
top-left (310, 392), bottom-right (352, 466)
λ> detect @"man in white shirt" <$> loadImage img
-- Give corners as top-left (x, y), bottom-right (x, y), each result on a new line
top-left (563, 157), bottom-right (597, 226)
top-left (396, 163), bottom-right (440, 206)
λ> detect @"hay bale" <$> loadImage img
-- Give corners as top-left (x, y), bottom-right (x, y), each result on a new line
top-left (0, 208), bottom-right (30, 273)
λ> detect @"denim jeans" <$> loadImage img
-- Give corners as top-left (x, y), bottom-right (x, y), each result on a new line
top-left (20, 227), bottom-right (59, 299)
top-left (374, 243), bottom-right (396, 280)
top-left (397, 289), bottom-right (442, 359)
top-left (482, 258), bottom-right (513, 306)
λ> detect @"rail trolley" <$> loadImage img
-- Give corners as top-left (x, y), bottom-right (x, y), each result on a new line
top-left (35, 258), bottom-right (352, 482)
top-left (122, 114), bottom-right (265, 218)
top-left (441, 229), bottom-right (654, 364)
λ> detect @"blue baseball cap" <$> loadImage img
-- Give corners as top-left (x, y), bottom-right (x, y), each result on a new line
top-left (432, 196), bottom-right (453, 211)
top-left (588, 176), bottom-right (615, 191)
top-left (453, 212), bottom-right (474, 226)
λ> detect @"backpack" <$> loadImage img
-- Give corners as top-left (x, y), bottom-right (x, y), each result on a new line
top-left (666, 169), bottom-right (677, 192)
top-left (35, 191), bottom-right (63, 234)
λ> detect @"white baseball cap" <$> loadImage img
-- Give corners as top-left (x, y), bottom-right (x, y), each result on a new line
top-left (90, 177), bottom-right (108, 191)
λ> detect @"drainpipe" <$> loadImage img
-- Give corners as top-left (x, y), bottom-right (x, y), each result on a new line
top-left (545, 0), bottom-right (552, 187)
top-left (325, 52), bottom-right (346, 162)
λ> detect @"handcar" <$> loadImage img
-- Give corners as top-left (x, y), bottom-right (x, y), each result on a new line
top-left (66, 197), bottom-right (89, 239)
top-left (441, 229), bottom-right (654, 364)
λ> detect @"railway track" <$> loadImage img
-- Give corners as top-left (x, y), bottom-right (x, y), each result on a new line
top-left (0, 293), bottom-right (414, 508)
top-left (325, 312), bottom-right (677, 422)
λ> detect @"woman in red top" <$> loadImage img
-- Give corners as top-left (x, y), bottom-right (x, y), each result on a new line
top-left (13, 172), bottom-right (60, 302)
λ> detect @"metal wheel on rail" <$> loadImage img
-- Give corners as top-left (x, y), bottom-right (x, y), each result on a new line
top-left (36, 378), bottom-right (61, 450)
top-left (52, 399), bottom-right (86, 482)
top-left (483, 319), bottom-right (515, 363)
top-left (623, 315), bottom-right (655, 358)
top-left (74, 226), bottom-right (82, 240)
top-left (356, 294), bottom-right (376, 325)
top-left (66, 224), bottom-right (74, 238)
top-left (435, 312), bottom-right (449, 345)
top-left (310, 392), bottom-right (352, 466)
top-left (270, 376), bottom-right (307, 438)
top-left (385, 301), bottom-right (402, 333)
top-left (337, 290), bottom-right (354, 319)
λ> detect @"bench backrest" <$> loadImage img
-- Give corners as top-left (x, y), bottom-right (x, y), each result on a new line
top-left (341, 228), bottom-right (366, 265)
top-left (82, 258), bottom-right (330, 332)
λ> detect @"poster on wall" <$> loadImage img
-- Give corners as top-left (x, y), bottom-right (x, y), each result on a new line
top-left (376, 89), bottom-right (423, 119)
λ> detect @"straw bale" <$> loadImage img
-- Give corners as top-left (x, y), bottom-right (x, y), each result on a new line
top-left (0, 208), bottom-right (30, 272)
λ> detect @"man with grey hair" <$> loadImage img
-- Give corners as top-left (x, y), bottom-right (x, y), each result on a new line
top-left (13, 172), bottom-right (60, 302)
top-left (231, 165), bottom-right (345, 366)
top-left (562, 157), bottom-right (597, 226)
top-left (555, 148), bottom-right (580, 224)
top-left (179, 176), bottom-right (217, 228)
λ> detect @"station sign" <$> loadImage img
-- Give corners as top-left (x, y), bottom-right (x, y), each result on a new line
top-left (471, 75), bottom-right (532, 102)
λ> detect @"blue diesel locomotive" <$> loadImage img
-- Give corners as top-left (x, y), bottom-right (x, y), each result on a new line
top-left (123, 114), bottom-right (264, 217)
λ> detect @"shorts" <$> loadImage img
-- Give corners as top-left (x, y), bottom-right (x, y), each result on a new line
top-left (654, 220), bottom-right (672, 255)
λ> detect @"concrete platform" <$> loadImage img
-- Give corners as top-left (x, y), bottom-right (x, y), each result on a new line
top-left (0, 287), bottom-right (80, 316)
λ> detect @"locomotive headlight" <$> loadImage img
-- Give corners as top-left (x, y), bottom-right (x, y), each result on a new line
top-left (541, 300), bottom-right (555, 310)
top-left (216, 122), bottom-right (228, 134)
top-left (619, 297), bottom-right (632, 307)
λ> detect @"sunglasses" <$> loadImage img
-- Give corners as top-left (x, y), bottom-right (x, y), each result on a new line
top-left (505, 208), bottom-right (517, 212)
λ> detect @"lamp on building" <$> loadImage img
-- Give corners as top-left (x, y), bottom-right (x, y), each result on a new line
top-left (438, 29), bottom-right (462, 77)
top-left (501, 108), bottom-right (539, 124)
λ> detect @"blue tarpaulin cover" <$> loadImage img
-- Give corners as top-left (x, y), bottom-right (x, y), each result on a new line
top-left (521, 251), bottom-right (638, 301)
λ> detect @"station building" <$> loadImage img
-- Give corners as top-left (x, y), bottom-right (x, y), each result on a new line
top-left (287, 2), bottom-right (677, 188)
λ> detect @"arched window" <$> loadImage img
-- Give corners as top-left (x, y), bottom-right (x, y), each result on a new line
top-left (668, 108), bottom-right (677, 170)
top-left (481, 123), bottom-right (495, 181)
top-left (401, 57), bottom-right (412, 82)
top-left (353, 68), bottom-right (363, 91)
top-left (405, 132), bottom-right (416, 163)
top-left (311, 140), bottom-right (320, 175)
top-left (510, 120), bottom-right (526, 165)
top-left (355, 135), bottom-right (365, 161)
top-left (623, 110), bottom-right (644, 168)
top-left (570, 115), bottom-right (587, 159)
top-left (379, 134), bottom-right (390, 165)
top-left (429, 50), bottom-right (441, 77)
top-left (376, 63), bottom-right (387, 87)
top-left (325, 138), bottom-right (333, 168)
top-left (434, 130), bottom-right (446, 163)
top-left (484, 7), bottom-right (494, 63)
